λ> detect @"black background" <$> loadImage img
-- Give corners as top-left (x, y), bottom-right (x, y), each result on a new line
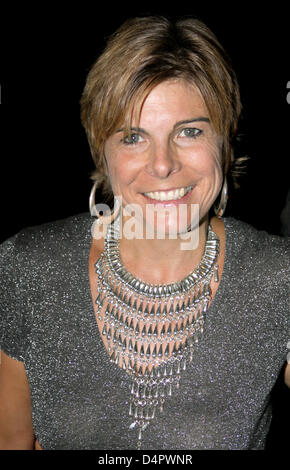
top-left (1, 2), bottom-right (289, 450)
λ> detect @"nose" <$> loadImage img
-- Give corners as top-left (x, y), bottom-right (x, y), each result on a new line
top-left (145, 142), bottom-right (181, 179)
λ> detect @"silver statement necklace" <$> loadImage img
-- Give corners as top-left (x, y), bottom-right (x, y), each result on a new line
top-left (94, 218), bottom-right (220, 449)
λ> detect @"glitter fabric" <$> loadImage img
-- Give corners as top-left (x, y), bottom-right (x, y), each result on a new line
top-left (0, 213), bottom-right (289, 450)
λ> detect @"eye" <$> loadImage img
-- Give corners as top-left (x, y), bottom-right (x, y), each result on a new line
top-left (179, 127), bottom-right (202, 138)
top-left (122, 133), bottom-right (144, 145)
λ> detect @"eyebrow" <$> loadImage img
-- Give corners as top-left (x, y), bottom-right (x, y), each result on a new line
top-left (116, 117), bottom-right (210, 135)
top-left (175, 117), bottom-right (210, 126)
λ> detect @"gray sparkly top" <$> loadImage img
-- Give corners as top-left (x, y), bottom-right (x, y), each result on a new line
top-left (0, 213), bottom-right (289, 450)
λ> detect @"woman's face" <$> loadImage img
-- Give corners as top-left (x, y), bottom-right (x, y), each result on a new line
top-left (104, 79), bottom-right (223, 236)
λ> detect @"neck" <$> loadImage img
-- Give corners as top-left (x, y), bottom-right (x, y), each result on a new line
top-left (118, 215), bottom-right (209, 285)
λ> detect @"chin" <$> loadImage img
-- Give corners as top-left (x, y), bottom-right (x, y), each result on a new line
top-left (144, 212), bottom-right (200, 240)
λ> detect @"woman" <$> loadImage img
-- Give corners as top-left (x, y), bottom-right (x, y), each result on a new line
top-left (0, 16), bottom-right (289, 450)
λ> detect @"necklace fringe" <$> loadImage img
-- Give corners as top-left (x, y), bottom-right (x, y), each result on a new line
top-left (94, 221), bottom-right (219, 449)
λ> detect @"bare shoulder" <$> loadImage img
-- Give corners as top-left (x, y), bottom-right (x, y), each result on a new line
top-left (0, 350), bottom-right (34, 449)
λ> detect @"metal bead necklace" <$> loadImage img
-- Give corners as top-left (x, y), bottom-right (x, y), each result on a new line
top-left (94, 218), bottom-right (220, 449)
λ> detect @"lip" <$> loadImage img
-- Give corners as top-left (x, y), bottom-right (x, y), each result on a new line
top-left (142, 186), bottom-right (195, 206)
top-left (143, 186), bottom-right (191, 193)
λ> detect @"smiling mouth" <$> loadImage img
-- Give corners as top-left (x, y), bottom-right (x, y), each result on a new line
top-left (143, 185), bottom-right (193, 202)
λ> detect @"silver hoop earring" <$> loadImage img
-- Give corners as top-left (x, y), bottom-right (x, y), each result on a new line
top-left (214, 177), bottom-right (228, 218)
top-left (89, 181), bottom-right (121, 224)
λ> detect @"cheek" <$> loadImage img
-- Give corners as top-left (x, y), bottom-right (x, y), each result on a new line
top-left (105, 150), bottom-right (142, 192)
top-left (104, 142), bottom-right (125, 189)
top-left (186, 142), bottom-right (222, 179)
top-left (208, 152), bottom-right (223, 179)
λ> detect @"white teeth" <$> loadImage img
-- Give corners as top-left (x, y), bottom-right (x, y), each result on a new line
top-left (144, 186), bottom-right (192, 201)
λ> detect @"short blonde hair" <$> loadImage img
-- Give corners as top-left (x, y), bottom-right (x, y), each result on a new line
top-left (80, 16), bottom-right (243, 198)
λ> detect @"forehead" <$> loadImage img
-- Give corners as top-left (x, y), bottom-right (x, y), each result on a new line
top-left (130, 79), bottom-right (208, 127)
